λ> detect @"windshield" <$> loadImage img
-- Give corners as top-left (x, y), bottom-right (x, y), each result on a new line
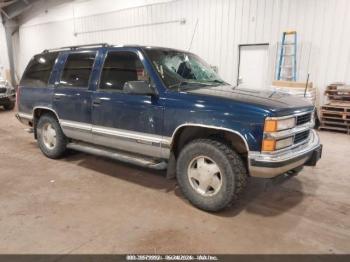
top-left (144, 49), bottom-right (225, 89)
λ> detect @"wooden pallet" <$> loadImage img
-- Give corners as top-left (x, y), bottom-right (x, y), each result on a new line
top-left (320, 104), bottom-right (350, 134)
top-left (326, 101), bottom-right (350, 107)
top-left (319, 124), bottom-right (350, 134)
top-left (325, 84), bottom-right (350, 102)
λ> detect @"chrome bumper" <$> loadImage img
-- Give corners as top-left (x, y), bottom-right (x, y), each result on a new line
top-left (0, 93), bottom-right (15, 102)
top-left (248, 129), bottom-right (321, 178)
top-left (15, 112), bottom-right (33, 126)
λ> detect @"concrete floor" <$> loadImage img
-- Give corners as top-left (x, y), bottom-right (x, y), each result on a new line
top-left (0, 108), bottom-right (349, 254)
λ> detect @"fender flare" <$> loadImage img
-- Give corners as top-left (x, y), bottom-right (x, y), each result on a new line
top-left (169, 123), bottom-right (250, 152)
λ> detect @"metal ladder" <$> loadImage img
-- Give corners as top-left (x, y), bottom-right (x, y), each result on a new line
top-left (277, 31), bottom-right (297, 81)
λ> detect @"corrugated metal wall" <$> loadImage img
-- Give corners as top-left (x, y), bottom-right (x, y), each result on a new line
top-left (0, 16), bottom-right (10, 78)
top-left (16, 0), bottom-right (350, 105)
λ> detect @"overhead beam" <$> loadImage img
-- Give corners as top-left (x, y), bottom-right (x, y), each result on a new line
top-left (1, 0), bottom-right (39, 19)
top-left (1, 0), bottom-right (41, 85)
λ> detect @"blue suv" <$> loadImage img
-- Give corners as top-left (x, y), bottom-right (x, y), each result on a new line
top-left (16, 43), bottom-right (322, 211)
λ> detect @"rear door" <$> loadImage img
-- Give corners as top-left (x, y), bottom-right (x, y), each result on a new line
top-left (53, 51), bottom-right (97, 142)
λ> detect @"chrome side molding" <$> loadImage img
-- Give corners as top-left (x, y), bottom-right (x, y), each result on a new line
top-left (18, 108), bottom-right (251, 161)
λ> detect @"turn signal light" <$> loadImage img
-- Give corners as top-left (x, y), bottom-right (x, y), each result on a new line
top-left (262, 139), bottom-right (276, 151)
top-left (264, 120), bottom-right (277, 132)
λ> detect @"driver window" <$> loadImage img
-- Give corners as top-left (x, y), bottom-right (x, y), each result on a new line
top-left (99, 51), bottom-right (148, 91)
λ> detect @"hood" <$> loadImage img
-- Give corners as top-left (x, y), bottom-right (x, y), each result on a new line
top-left (186, 85), bottom-right (314, 116)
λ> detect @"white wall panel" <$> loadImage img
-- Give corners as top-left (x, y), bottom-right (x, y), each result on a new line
top-left (0, 16), bottom-right (10, 79)
top-left (14, 0), bottom-right (350, 106)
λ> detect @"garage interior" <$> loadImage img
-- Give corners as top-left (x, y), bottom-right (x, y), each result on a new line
top-left (0, 0), bottom-right (350, 256)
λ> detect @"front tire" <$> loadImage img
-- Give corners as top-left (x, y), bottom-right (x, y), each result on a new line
top-left (176, 139), bottom-right (247, 212)
top-left (36, 114), bottom-right (67, 159)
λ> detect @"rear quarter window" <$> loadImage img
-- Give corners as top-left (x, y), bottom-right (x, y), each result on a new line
top-left (20, 52), bottom-right (58, 88)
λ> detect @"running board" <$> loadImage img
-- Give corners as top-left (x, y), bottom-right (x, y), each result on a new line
top-left (67, 142), bottom-right (167, 170)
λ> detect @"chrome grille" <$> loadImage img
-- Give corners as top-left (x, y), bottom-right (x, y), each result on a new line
top-left (294, 130), bottom-right (310, 144)
top-left (296, 113), bottom-right (312, 125)
top-left (0, 87), bottom-right (6, 93)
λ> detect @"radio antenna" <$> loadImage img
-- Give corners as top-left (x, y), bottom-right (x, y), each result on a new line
top-left (188, 18), bottom-right (199, 51)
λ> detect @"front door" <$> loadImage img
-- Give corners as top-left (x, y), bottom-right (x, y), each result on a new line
top-left (91, 50), bottom-right (164, 158)
top-left (53, 51), bottom-right (97, 142)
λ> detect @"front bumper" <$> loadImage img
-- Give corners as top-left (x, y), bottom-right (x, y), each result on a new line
top-left (0, 94), bottom-right (15, 105)
top-left (248, 129), bottom-right (322, 178)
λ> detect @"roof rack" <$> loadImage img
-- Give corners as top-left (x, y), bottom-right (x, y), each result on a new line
top-left (42, 43), bottom-right (110, 53)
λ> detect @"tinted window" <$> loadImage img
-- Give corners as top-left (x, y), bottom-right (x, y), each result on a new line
top-left (99, 51), bottom-right (148, 91)
top-left (59, 52), bottom-right (96, 88)
top-left (20, 52), bottom-right (58, 87)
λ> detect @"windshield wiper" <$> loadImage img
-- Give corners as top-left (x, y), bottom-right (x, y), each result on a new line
top-left (168, 80), bottom-right (210, 90)
top-left (168, 80), bottom-right (224, 90)
top-left (168, 81), bottom-right (191, 90)
top-left (207, 79), bottom-right (228, 85)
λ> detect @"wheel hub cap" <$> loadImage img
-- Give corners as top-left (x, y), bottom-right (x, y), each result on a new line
top-left (42, 123), bottom-right (57, 150)
top-left (187, 156), bottom-right (222, 196)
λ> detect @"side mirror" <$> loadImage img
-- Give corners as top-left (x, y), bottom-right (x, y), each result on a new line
top-left (123, 81), bottom-right (155, 96)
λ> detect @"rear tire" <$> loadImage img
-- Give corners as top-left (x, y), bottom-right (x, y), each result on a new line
top-left (3, 102), bottom-right (15, 110)
top-left (36, 114), bottom-right (67, 159)
top-left (176, 139), bottom-right (247, 212)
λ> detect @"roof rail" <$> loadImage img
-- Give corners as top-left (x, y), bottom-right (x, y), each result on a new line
top-left (42, 43), bottom-right (110, 53)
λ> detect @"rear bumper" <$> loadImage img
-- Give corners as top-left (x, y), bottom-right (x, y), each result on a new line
top-left (15, 112), bottom-right (33, 126)
top-left (248, 129), bottom-right (322, 178)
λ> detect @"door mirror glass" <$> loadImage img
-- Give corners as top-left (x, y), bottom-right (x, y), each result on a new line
top-left (123, 80), bottom-right (155, 95)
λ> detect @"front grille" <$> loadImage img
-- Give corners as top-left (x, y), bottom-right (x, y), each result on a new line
top-left (0, 87), bottom-right (6, 93)
top-left (294, 130), bottom-right (310, 144)
top-left (296, 113), bottom-right (312, 125)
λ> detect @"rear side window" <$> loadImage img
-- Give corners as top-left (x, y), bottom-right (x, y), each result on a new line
top-left (20, 52), bottom-right (58, 87)
top-left (59, 52), bottom-right (96, 88)
top-left (99, 51), bottom-right (148, 91)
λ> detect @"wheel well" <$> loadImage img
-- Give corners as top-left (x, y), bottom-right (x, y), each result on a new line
top-left (171, 126), bottom-right (248, 157)
top-left (33, 108), bottom-right (58, 139)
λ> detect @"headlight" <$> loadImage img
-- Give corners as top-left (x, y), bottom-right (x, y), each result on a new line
top-left (262, 116), bottom-right (296, 152)
top-left (264, 117), bottom-right (296, 132)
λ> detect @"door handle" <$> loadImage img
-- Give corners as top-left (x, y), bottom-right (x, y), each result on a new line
top-left (54, 93), bottom-right (66, 100)
top-left (92, 99), bottom-right (102, 106)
